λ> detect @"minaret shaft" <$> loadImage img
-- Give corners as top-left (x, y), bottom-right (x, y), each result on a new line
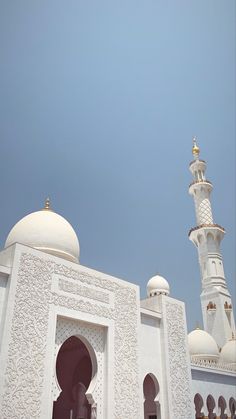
top-left (188, 139), bottom-right (235, 348)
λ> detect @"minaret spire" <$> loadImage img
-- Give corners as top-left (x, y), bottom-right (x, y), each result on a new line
top-left (188, 138), bottom-right (235, 348)
top-left (192, 136), bottom-right (200, 160)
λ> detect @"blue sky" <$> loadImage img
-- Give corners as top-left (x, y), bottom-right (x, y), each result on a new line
top-left (0, 0), bottom-right (235, 331)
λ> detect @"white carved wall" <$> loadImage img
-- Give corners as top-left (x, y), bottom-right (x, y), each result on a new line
top-left (0, 247), bottom-right (140, 419)
top-left (161, 297), bottom-right (194, 419)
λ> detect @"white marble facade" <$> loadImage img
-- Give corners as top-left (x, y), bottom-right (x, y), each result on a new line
top-left (0, 142), bottom-right (235, 419)
top-left (0, 242), bottom-right (235, 419)
top-left (0, 244), bottom-right (141, 418)
top-left (0, 242), bottom-right (195, 419)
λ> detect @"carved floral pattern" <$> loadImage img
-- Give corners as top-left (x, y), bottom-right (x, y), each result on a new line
top-left (165, 301), bottom-right (193, 419)
top-left (114, 287), bottom-right (140, 418)
top-left (1, 251), bottom-right (140, 419)
top-left (1, 254), bottom-right (53, 419)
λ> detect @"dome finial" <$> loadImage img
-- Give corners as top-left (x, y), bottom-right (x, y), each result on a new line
top-left (43, 197), bottom-right (52, 211)
top-left (195, 321), bottom-right (201, 330)
top-left (192, 136), bottom-right (200, 159)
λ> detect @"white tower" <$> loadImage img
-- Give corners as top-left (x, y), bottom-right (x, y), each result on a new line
top-left (188, 138), bottom-right (235, 348)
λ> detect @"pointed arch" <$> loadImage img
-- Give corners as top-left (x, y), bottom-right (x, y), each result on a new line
top-left (194, 393), bottom-right (204, 419)
top-left (52, 335), bottom-right (98, 419)
top-left (229, 397), bottom-right (236, 419)
top-left (206, 394), bottom-right (216, 419)
top-left (143, 373), bottom-right (161, 419)
top-left (218, 396), bottom-right (227, 419)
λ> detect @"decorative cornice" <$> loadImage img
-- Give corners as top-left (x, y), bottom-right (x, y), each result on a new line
top-left (188, 223), bottom-right (225, 237)
top-left (189, 179), bottom-right (212, 189)
top-left (191, 357), bottom-right (236, 373)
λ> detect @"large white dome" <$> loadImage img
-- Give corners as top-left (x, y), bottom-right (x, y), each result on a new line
top-left (147, 274), bottom-right (170, 297)
top-left (220, 337), bottom-right (236, 366)
top-left (5, 202), bottom-right (80, 263)
top-left (188, 328), bottom-right (219, 361)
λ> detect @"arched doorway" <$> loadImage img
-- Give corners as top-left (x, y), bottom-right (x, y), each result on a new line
top-left (194, 393), bottom-right (204, 418)
top-left (206, 394), bottom-right (216, 419)
top-left (229, 397), bottom-right (236, 419)
top-left (143, 373), bottom-right (161, 419)
top-left (52, 335), bottom-right (96, 419)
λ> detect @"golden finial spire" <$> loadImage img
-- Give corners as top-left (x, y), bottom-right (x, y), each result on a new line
top-left (192, 136), bottom-right (200, 159)
top-left (195, 321), bottom-right (201, 330)
top-left (43, 197), bottom-right (52, 211)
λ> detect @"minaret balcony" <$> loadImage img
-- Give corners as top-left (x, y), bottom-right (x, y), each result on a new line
top-left (189, 179), bottom-right (213, 194)
top-left (189, 179), bottom-right (212, 188)
top-left (188, 223), bottom-right (225, 237)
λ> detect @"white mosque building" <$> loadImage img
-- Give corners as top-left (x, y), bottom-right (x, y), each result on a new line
top-left (0, 140), bottom-right (235, 419)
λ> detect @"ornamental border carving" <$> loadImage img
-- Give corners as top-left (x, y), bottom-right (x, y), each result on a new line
top-left (165, 300), bottom-right (193, 419)
top-left (0, 250), bottom-right (140, 419)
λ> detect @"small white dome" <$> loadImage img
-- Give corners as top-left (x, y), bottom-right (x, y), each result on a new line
top-left (220, 337), bottom-right (236, 365)
top-left (147, 274), bottom-right (170, 297)
top-left (188, 329), bottom-right (219, 361)
top-left (5, 203), bottom-right (80, 263)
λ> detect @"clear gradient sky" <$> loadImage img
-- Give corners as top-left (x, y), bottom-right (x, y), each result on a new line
top-left (0, 1), bottom-right (235, 331)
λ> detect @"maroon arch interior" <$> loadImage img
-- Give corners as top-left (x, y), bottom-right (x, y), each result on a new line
top-left (52, 336), bottom-right (92, 419)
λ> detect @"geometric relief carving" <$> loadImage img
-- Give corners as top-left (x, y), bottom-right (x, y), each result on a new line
top-left (198, 197), bottom-right (213, 225)
top-left (199, 198), bottom-right (213, 224)
top-left (165, 301), bottom-right (193, 419)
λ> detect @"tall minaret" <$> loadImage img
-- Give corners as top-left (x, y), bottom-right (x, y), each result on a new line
top-left (188, 138), bottom-right (235, 348)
